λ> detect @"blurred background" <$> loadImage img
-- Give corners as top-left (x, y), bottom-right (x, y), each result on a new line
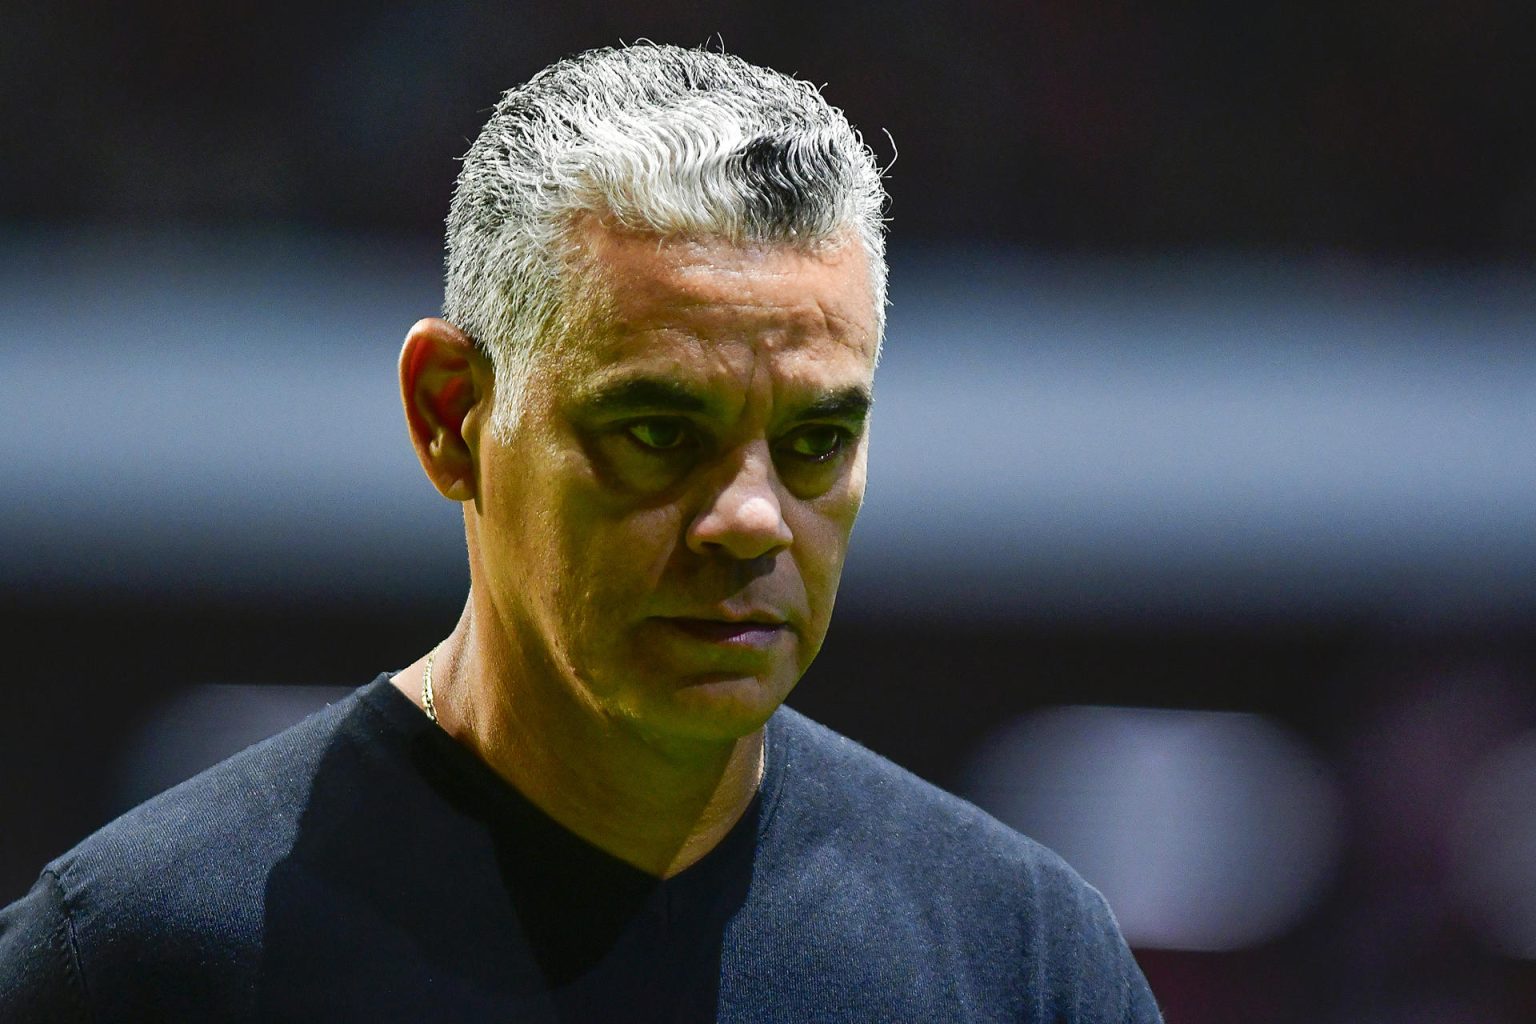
top-left (7, 2), bottom-right (1536, 1019)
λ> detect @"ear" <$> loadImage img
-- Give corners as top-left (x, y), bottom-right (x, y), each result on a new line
top-left (399, 318), bottom-right (491, 503)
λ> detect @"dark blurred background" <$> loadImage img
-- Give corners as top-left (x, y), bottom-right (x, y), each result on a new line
top-left (8, 2), bottom-right (1536, 1020)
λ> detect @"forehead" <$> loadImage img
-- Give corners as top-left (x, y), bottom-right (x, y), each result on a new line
top-left (553, 221), bottom-right (880, 393)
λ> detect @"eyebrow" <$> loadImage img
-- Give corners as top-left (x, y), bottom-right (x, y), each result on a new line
top-left (574, 377), bottom-right (714, 416)
top-left (574, 377), bottom-right (872, 424)
top-left (792, 385), bottom-right (873, 424)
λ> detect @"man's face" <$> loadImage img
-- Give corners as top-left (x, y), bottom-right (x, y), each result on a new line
top-left (470, 221), bottom-right (879, 745)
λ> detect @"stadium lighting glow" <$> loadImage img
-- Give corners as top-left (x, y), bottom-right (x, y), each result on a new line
top-left (959, 705), bottom-right (1343, 951)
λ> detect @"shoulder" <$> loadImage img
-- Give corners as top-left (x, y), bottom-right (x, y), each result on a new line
top-left (3, 685), bottom-right (378, 1017)
top-left (51, 687), bottom-right (361, 903)
top-left (763, 707), bottom-right (1162, 1021)
top-left (771, 705), bottom-right (1074, 885)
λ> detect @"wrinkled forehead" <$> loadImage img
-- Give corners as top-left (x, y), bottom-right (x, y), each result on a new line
top-left (561, 218), bottom-right (878, 353)
top-left (530, 221), bottom-right (878, 422)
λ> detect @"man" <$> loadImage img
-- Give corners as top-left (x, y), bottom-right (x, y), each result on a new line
top-left (1, 44), bottom-right (1160, 1022)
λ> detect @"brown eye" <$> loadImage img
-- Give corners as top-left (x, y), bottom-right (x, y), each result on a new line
top-left (784, 426), bottom-right (849, 462)
top-left (627, 419), bottom-right (690, 451)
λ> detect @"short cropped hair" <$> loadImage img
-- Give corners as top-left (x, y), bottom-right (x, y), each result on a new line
top-left (444, 43), bottom-right (889, 432)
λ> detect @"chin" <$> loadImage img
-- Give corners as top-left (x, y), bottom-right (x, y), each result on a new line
top-left (624, 671), bottom-right (791, 745)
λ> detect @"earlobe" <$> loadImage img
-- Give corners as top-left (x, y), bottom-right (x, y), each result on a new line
top-left (399, 317), bottom-right (489, 503)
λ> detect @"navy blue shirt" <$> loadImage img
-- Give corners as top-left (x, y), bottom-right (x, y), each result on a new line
top-left (1, 676), bottom-right (1161, 1022)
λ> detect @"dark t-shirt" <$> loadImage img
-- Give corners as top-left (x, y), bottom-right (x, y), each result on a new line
top-left (1, 676), bottom-right (1161, 1022)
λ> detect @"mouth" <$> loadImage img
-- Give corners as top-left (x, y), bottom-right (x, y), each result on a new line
top-left (659, 617), bottom-right (788, 649)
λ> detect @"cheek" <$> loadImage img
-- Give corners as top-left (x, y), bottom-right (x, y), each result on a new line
top-left (814, 455), bottom-right (867, 544)
top-left (554, 500), bottom-right (684, 615)
top-left (792, 503), bottom-right (859, 613)
top-left (796, 518), bottom-right (848, 590)
top-left (553, 504), bottom-right (688, 692)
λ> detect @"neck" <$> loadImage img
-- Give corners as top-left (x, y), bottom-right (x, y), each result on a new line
top-left (403, 598), bottom-right (766, 879)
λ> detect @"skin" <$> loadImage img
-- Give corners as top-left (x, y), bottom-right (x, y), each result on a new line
top-left (392, 218), bottom-right (880, 878)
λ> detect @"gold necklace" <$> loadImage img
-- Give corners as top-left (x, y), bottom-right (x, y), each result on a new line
top-left (422, 643), bottom-right (440, 724)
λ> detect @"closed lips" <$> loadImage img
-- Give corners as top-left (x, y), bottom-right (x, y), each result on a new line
top-left (663, 618), bottom-right (786, 640)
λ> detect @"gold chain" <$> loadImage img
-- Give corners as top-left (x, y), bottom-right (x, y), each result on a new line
top-left (422, 643), bottom-right (440, 724)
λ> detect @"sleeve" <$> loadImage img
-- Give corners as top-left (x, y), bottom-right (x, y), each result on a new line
top-left (1075, 882), bottom-right (1163, 1024)
top-left (1028, 851), bottom-right (1163, 1024)
top-left (0, 871), bottom-right (91, 1022)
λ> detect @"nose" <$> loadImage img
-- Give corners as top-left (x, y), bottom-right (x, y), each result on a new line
top-left (686, 445), bottom-right (794, 561)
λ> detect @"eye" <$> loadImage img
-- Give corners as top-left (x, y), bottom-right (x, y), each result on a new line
top-left (782, 425), bottom-right (850, 462)
top-left (626, 419), bottom-right (692, 451)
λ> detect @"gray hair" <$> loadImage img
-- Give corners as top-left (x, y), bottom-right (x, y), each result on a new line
top-left (443, 43), bottom-right (889, 433)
